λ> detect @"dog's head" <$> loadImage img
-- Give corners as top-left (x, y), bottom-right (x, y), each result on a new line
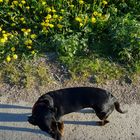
top-left (28, 95), bottom-right (56, 134)
top-left (28, 102), bottom-right (56, 133)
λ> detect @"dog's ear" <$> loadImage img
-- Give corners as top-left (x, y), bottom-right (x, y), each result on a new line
top-left (28, 116), bottom-right (37, 125)
top-left (48, 106), bottom-right (57, 113)
top-left (39, 95), bottom-right (54, 107)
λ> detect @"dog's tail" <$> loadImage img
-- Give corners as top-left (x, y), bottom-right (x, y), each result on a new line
top-left (114, 101), bottom-right (127, 113)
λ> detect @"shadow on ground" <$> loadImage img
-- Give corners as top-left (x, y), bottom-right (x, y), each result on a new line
top-left (64, 120), bottom-right (97, 126)
top-left (0, 104), bottom-right (49, 136)
top-left (0, 104), bottom-right (98, 136)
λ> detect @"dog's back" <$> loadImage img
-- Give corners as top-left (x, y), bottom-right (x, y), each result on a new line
top-left (45, 87), bottom-right (115, 116)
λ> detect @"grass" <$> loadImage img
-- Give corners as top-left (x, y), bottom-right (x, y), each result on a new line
top-left (0, 57), bottom-right (52, 88)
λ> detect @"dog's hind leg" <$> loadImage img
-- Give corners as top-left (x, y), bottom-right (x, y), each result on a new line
top-left (95, 111), bottom-right (110, 126)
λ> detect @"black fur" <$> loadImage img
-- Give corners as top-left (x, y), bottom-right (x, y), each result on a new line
top-left (28, 87), bottom-right (126, 140)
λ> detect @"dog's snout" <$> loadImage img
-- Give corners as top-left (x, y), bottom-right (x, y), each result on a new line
top-left (28, 116), bottom-right (37, 125)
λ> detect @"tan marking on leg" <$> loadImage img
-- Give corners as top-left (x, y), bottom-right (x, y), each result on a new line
top-left (58, 121), bottom-right (64, 136)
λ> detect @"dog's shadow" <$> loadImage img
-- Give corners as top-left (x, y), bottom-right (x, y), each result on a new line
top-left (0, 104), bottom-right (97, 136)
top-left (64, 108), bottom-right (97, 126)
top-left (0, 104), bottom-right (49, 136)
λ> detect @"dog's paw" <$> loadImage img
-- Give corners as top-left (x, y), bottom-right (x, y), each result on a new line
top-left (96, 120), bottom-right (109, 126)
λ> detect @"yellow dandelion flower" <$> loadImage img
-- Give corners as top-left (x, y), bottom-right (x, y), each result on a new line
top-left (26, 6), bottom-right (30, 10)
top-left (91, 17), bottom-right (96, 24)
top-left (0, 33), bottom-right (8, 43)
top-left (23, 21), bottom-right (26, 24)
top-left (6, 55), bottom-right (11, 62)
top-left (41, 22), bottom-right (45, 26)
top-left (23, 31), bottom-right (28, 36)
top-left (44, 23), bottom-right (49, 27)
top-left (97, 13), bottom-right (102, 17)
top-left (42, 27), bottom-right (48, 32)
top-left (11, 23), bottom-right (16, 27)
top-left (61, 9), bottom-right (65, 13)
top-left (0, 0), bottom-right (3, 3)
top-left (51, 9), bottom-right (56, 13)
top-left (46, 7), bottom-right (51, 13)
top-left (46, 14), bottom-right (52, 19)
top-left (27, 45), bottom-right (32, 49)
top-left (31, 34), bottom-right (37, 39)
top-left (70, 5), bottom-right (74, 8)
top-left (102, 0), bottom-right (108, 5)
top-left (2, 30), bottom-right (6, 34)
top-left (7, 33), bottom-right (11, 36)
top-left (19, 3), bottom-right (22, 8)
top-left (59, 16), bottom-right (63, 21)
top-left (27, 29), bottom-right (31, 32)
top-left (57, 24), bottom-right (63, 29)
top-left (21, 28), bottom-right (25, 32)
top-left (4, 36), bottom-right (8, 41)
top-left (31, 50), bottom-right (35, 55)
top-left (12, 0), bottom-right (18, 5)
top-left (49, 24), bottom-right (54, 28)
top-left (3, 33), bottom-right (8, 38)
top-left (80, 23), bottom-right (83, 27)
top-left (11, 47), bottom-right (16, 51)
top-left (21, 28), bottom-right (31, 36)
top-left (53, 14), bottom-right (58, 19)
top-left (75, 17), bottom-right (82, 22)
top-left (93, 11), bottom-right (98, 16)
top-left (20, 17), bottom-right (25, 21)
top-left (0, 38), bottom-right (6, 43)
top-left (13, 54), bottom-right (18, 59)
top-left (45, 19), bottom-right (49, 23)
top-left (21, 0), bottom-right (26, 4)
top-left (79, 0), bottom-right (84, 4)
top-left (10, 5), bottom-right (14, 9)
top-left (24, 39), bottom-right (32, 45)
top-left (0, 27), bottom-right (2, 31)
top-left (42, 1), bottom-right (46, 5)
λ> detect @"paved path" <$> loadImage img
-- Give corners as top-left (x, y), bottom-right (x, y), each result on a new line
top-left (0, 99), bottom-right (140, 140)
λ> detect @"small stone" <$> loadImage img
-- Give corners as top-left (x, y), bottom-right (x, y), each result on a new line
top-left (131, 133), bottom-right (134, 135)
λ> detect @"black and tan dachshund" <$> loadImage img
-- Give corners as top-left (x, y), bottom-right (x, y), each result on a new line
top-left (28, 87), bottom-right (127, 140)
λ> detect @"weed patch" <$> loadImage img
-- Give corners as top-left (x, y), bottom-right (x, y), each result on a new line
top-left (0, 57), bottom-right (52, 88)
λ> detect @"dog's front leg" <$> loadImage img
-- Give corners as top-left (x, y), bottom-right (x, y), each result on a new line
top-left (96, 120), bottom-right (109, 126)
top-left (51, 121), bottom-right (64, 140)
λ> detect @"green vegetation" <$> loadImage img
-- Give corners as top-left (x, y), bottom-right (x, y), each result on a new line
top-left (0, 57), bottom-right (52, 88)
top-left (0, 0), bottom-right (140, 85)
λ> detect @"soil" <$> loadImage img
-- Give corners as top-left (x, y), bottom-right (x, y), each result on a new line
top-left (0, 75), bottom-right (140, 105)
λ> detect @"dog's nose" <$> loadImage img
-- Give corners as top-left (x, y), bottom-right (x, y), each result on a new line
top-left (28, 116), bottom-right (37, 125)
